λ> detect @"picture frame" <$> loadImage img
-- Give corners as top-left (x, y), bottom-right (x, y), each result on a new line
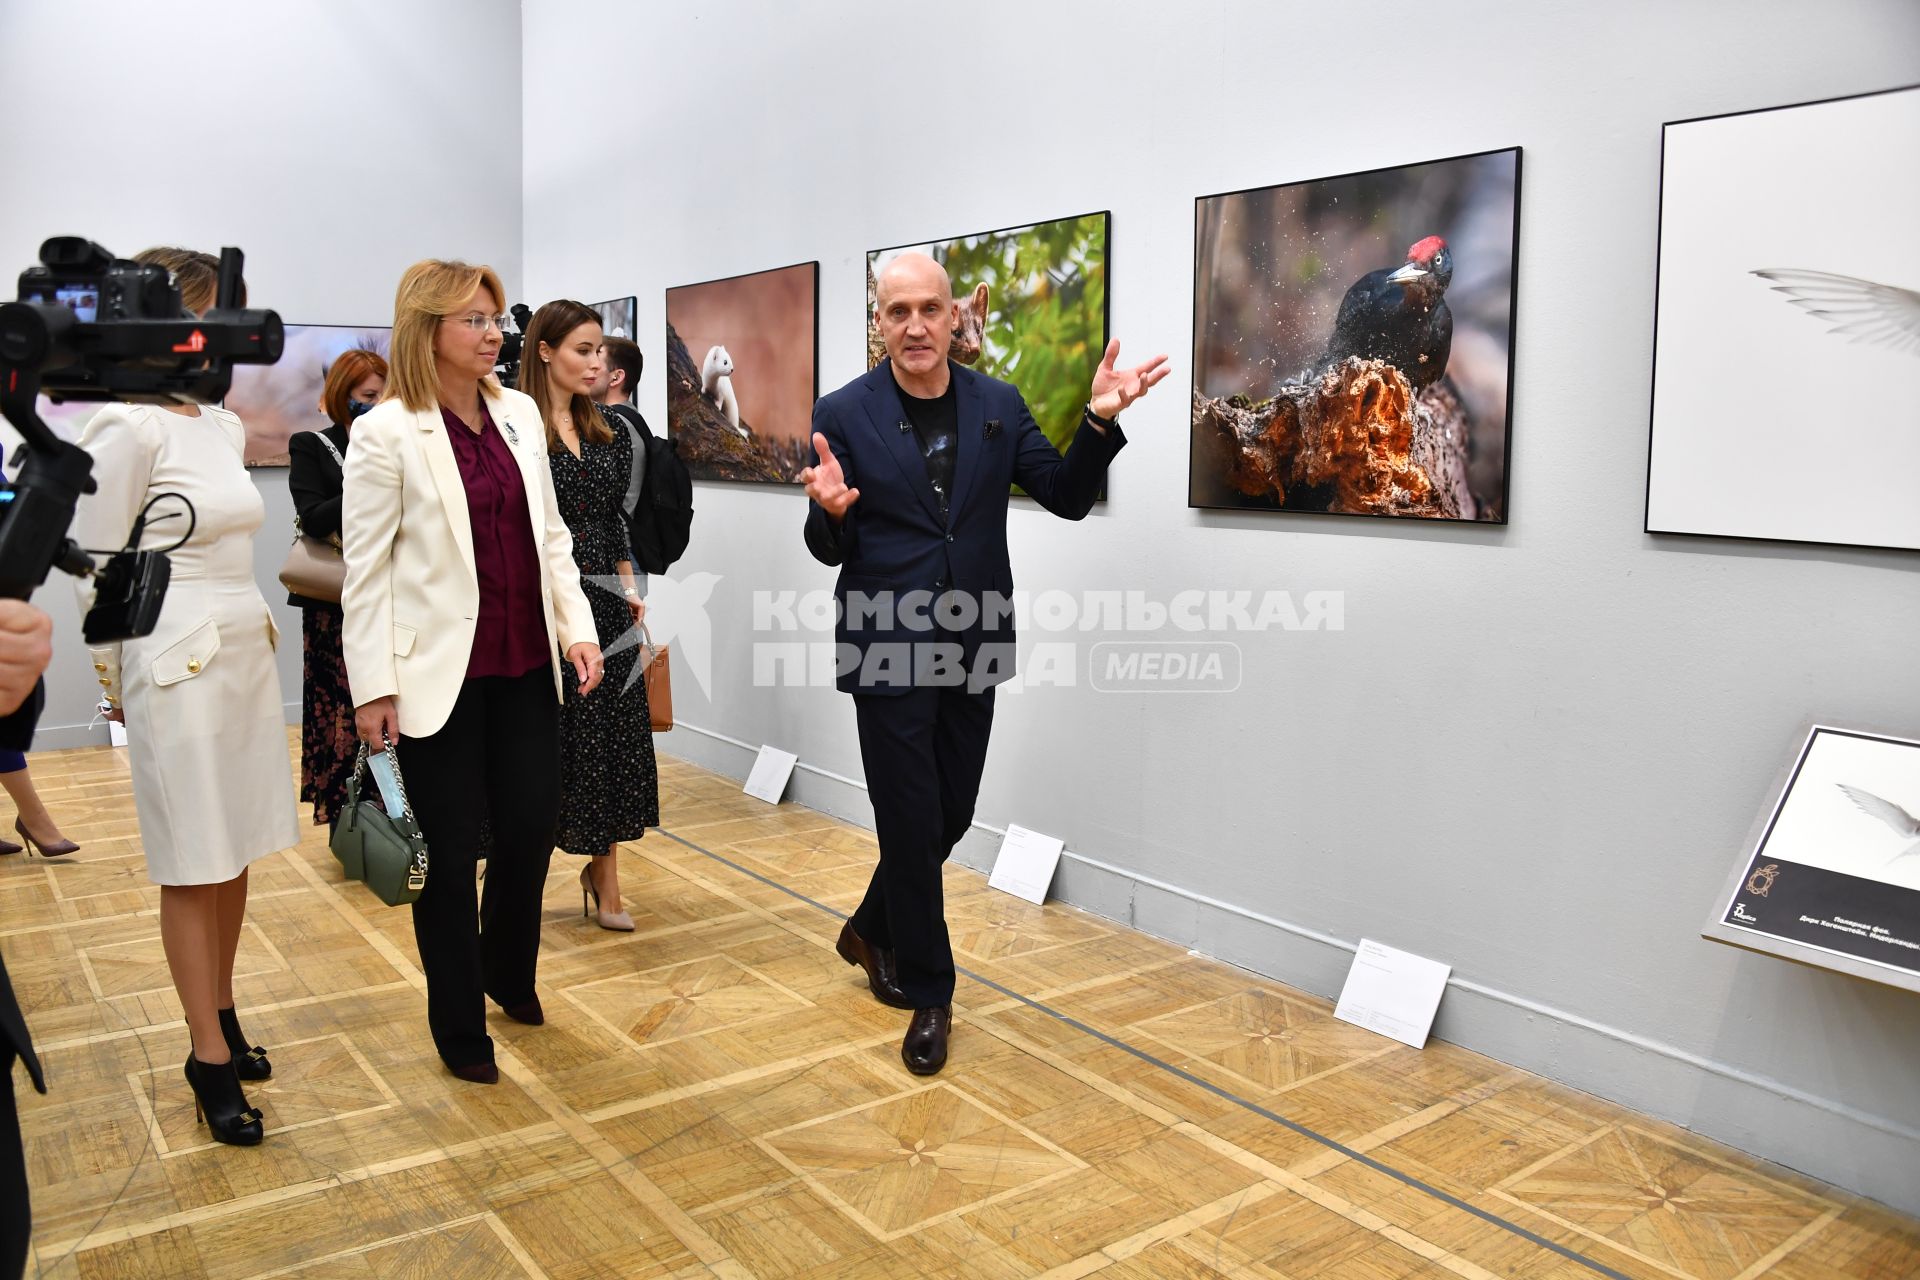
top-left (1190, 147), bottom-right (1521, 523)
top-left (665, 262), bottom-right (819, 484)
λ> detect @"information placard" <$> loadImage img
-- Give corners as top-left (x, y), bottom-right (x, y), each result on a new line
top-left (1704, 726), bottom-right (1920, 993)
top-left (987, 825), bottom-right (1066, 905)
top-left (1333, 939), bottom-right (1450, 1049)
top-left (743, 746), bottom-right (799, 806)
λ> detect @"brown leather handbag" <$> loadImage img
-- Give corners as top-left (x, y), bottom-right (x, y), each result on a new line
top-left (278, 534), bottom-right (344, 602)
top-left (279, 432), bottom-right (347, 602)
top-left (640, 623), bottom-right (671, 732)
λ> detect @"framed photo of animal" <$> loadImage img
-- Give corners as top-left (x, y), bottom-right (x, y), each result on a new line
top-left (223, 323), bottom-right (392, 466)
top-left (1190, 147), bottom-right (1520, 521)
top-left (665, 261), bottom-right (818, 484)
top-left (1702, 725), bottom-right (1920, 993)
top-left (868, 210), bottom-right (1110, 500)
top-left (1645, 84), bottom-right (1920, 552)
top-left (590, 295), bottom-right (637, 342)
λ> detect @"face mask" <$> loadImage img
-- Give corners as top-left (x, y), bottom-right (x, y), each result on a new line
top-left (347, 399), bottom-right (376, 421)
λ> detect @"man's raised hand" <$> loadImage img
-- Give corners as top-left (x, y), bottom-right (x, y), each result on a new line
top-left (800, 432), bottom-right (860, 520)
top-left (1088, 339), bottom-right (1171, 421)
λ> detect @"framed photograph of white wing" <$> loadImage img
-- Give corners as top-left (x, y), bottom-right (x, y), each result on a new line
top-left (1703, 726), bottom-right (1920, 993)
top-left (1646, 84), bottom-right (1920, 551)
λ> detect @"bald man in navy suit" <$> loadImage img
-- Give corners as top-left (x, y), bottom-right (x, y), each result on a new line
top-left (802, 253), bottom-right (1167, 1075)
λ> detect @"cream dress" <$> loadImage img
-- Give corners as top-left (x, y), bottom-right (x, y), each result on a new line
top-left (73, 404), bottom-right (300, 885)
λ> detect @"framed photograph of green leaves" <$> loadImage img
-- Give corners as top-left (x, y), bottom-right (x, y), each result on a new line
top-left (868, 209), bottom-right (1110, 499)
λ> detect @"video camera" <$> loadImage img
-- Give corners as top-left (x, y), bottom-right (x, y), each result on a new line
top-left (493, 302), bottom-right (534, 389)
top-left (0, 238), bottom-right (282, 639)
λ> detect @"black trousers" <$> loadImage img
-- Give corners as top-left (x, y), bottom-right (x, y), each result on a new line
top-left (850, 683), bottom-right (995, 1007)
top-left (0, 1069), bottom-right (23, 1280)
top-left (403, 668), bottom-right (559, 1068)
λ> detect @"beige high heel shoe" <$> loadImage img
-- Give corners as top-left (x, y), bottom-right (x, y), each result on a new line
top-left (579, 863), bottom-right (633, 932)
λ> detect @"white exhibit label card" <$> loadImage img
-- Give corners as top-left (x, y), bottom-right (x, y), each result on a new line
top-left (1333, 938), bottom-right (1451, 1049)
top-left (988, 824), bottom-right (1066, 905)
top-left (743, 746), bottom-right (799, 805)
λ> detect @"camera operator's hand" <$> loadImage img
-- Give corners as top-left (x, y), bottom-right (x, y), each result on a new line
top-left (355, 696), bottom-right (400, 754)
top-left (0, 601), bottom-right (54, 717)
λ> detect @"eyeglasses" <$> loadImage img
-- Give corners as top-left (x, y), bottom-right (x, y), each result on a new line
top-left (445, 312), bottom-right (509, 333)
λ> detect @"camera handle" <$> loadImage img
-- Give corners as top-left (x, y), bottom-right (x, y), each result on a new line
top-left (0, 317), bottom-right (102, 599)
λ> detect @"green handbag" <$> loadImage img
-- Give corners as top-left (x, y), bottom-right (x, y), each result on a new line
top-left (330, 742), bottom-right (429, 906)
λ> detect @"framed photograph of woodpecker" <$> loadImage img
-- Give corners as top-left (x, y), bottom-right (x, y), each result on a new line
top-left (867, 210), bottom-right (1110, 499)
top-left (1646, 84), bottom-right (1920, 552)
top-left (222, 323), bottom-right (391, 466)
top-left (1191, 147), bottom-right (1520, 522)
top-left (664, 261), bottom-right (819, 484)
top-left (1702, 725), bottom-right (1920, 994)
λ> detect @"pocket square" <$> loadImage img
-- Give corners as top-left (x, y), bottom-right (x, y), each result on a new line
top-left (984, 419), bottom-right (1002, 440)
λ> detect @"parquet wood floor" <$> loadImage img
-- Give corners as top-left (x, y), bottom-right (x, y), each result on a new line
top-left (5, 735), bottom-right (1915, 1278)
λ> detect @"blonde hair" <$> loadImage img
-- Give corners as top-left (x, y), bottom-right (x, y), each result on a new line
top-left (133, 246), bottom-right (246, 312)
top-left (520, 300), bottom-right (612, 452)
top-left (387, 259), bottom-right (505, 412)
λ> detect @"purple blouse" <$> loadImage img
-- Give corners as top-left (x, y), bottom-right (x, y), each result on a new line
top-left (442, 403), bottom-right (550, 679)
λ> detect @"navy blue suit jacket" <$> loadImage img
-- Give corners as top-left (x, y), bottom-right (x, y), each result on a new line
top-left (804, 360), bottom-right (1124, 695)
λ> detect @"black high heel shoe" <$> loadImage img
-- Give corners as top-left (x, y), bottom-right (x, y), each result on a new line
top-left (218, 1007), bottom-right (271, 1081)
top-left (184, 1054), bottom-right (264, 1146)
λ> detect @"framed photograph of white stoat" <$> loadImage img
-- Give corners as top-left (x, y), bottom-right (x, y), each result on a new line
top-left (1703, 725), bottom-right (1920, 993)
top-left (1646, 84), bottom-right (1920, 551)
top-left (665, 261), bottom-right (819, 485)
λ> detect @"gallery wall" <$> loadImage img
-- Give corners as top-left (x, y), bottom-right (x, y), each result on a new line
top-left (0, 0), bottom-right (525, 747)
top-left (521, 0), bottom-right (1920, 1211)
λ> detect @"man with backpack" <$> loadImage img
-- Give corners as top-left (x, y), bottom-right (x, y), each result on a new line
top-left (596, 336), bottom-right (693, 579)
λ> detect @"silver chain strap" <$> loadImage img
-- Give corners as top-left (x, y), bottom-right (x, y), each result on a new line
top-left (353, 735), bottom-right (429, 887)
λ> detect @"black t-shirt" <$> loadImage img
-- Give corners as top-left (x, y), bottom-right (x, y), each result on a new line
top-left (898, 379), bottom-right (959, 522)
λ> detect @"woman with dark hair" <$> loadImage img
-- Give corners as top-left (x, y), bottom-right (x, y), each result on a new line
top-left (521, 300), bottom-right (657, 931)
top-left (289, 348), bottom-right (387, 827)
top-left (342, 262), bottom-right (602, 1083)
top-left (72, 246), bottom-right (300, 1146)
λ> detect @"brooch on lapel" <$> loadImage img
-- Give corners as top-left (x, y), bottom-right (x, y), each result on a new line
top-left (897, 421), bottom-right (912, 434)
top-left (500, 417), bottom-right (519, 446)
top-left (984, 419), bottom-right (1002, 440)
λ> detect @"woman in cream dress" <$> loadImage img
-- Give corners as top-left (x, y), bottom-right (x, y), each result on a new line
top-left (73, 248), bottom-right (298, 1147)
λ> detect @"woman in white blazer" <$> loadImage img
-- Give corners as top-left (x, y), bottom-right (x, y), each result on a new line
top-left (341, 259), bottom-right (602, 1083)
top-left (74, 248), bottom-right (300, 1147)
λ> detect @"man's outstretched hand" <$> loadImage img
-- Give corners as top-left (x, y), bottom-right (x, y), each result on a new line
top-left (800, 432), bottom-right (860, 521)
top-left (1088, 339), bottom-right (1171, 421)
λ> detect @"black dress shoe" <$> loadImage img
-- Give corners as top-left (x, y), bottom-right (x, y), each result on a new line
top-left (901, 1006), bottom-right (952, 1076)
top-left (218, 1006), bottom-right (271, 1081)
top-left (184, 1054), bottom-right (265, 1146)
top-left (836, 921), bottom-right (914, 1009)
top-left (446, 1060), bottom-right (499, 1085)
top-left (489, 993), bottom-right (543, 1026)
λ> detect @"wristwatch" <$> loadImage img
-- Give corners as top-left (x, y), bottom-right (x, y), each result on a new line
top-left (1084, 403), bottom-right (1119, 430)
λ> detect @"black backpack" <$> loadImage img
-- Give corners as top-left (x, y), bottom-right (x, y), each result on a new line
top-left (606, 403), bottom-right (693, 574)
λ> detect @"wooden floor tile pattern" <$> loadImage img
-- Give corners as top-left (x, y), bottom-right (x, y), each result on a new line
top-left (3, 733), bottom-right (1914, 1278)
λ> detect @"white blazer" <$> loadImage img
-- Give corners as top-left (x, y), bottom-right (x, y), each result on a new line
top-left (341, 386), bottom-right (595, 739)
